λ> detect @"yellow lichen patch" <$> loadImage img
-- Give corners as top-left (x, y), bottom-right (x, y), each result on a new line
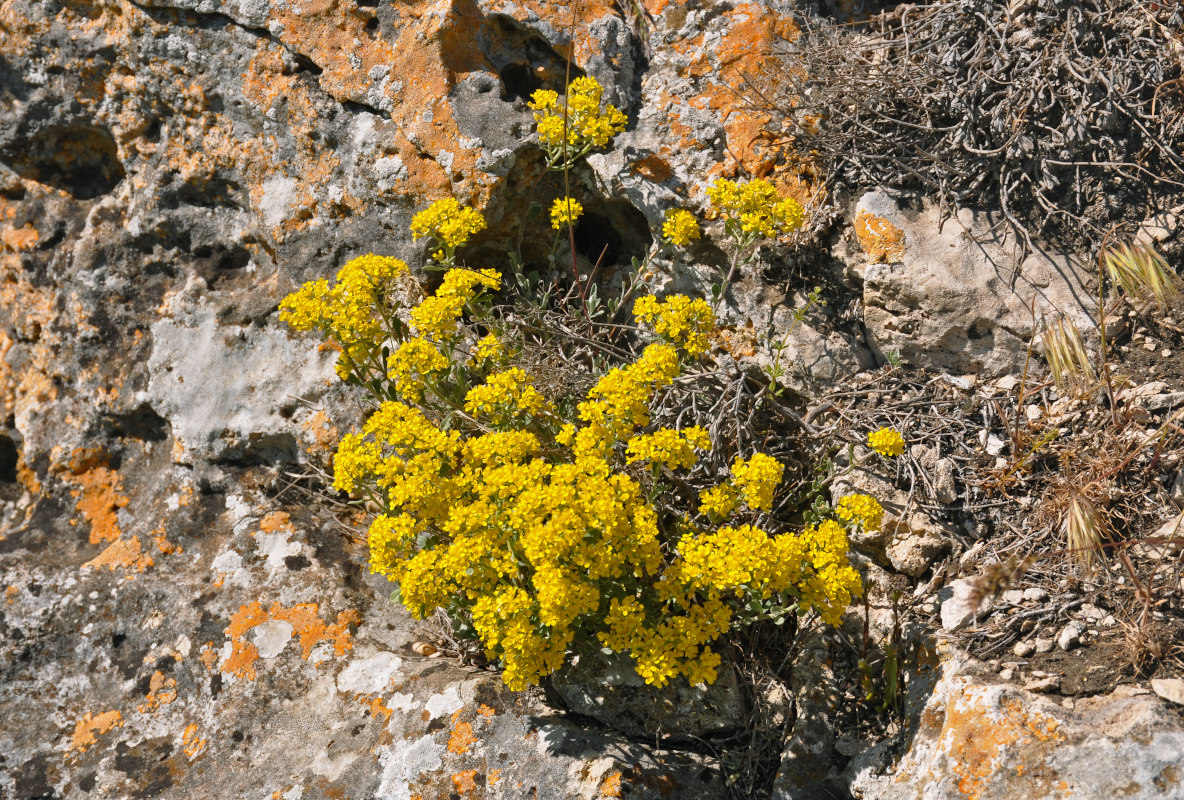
top-left (181, 723), bottom-right (207, 759)
top-left (854, 210), bottom-right (907, 264)
top-left (447, 716), bottom-right (478, 755)
top-left (83, 535), bottom-right (154, 576)
top-left (221, 600), bottom-right (361, 679)
top-left (600, 772), bottom-right (624, 798)
top-left (451, 770), bottom-right (479, 795)
top-left (137, 670), bottom-right (178, 713)
top-left (70, 710), bottom-right (123, 753)
top-left (5, 585), bottom-right (17, 604)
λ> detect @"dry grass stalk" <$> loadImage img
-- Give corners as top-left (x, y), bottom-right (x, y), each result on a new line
top-left (1041, 316), bottom-right (1096, 393)
top-left (1063, 493), bottom-right (1105, 574)
top-left (1103, 243), bottom-right (1181, 313)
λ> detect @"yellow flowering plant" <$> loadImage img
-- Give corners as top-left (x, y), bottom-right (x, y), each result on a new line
top-left (705, 177), bottom-right (806, 310)
top-left (278, 97), bottom-right (870, 695)
top-left (529, 76), bottom-right (628, 171)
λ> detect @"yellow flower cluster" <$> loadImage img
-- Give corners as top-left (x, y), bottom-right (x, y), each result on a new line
top-left (835, 493), bottom-right (884, 532)
top-left (529, 77), bottom-right (628, 169)
top-left (868, 427), bottom-right (905, 457)
top-left (285, 205), bottom-right (864, 692)
top-left (698, 483), bottom-right (739, 518)
top-left (408, 269), bottom-right (500, 341)
top-left (576, 343), bottom-right (681, 447)
top-left (633, 294), bottom-right (716, 357)
top-left (278, 254), bottom-right (409, 380)
top-left (470, 333), bottom-right (504, 364)
top-left (730, 453), bottom-right (785, 511)
top-left (662, 208), bottom-right (702, 246)
top-left (550, 197), bottom-right (584, 230)
top-left (706, 178), bottom-right (805, 239)
top-left (464, 368), bottom-right (550, 426)
top-left (625, 427), bottom-right (711, 470)
top-left (387, 337), bottom-right (448, 401)
top-left (410, 198), bottom-right (487, 264)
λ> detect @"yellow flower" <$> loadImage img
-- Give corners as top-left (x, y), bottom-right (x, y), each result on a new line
top-left (386, 337), bottom-right (448, 401)
top-left (868, 427), bottom-right (905, 458)
top-left (706, 178), bottom-right (805, 239)
top-left (698, 484), bottom-right (738, 519)
top-left (464, 368), bottom-right (550, 425)
top-left (835, 494), bottom-right (884, 532)
top-left (530, 77), bottom-right (627, 169)
top-left (731, 453), bottom-right (784, 511)
top-left (410, 198), bottom-right (486, 264)
top-left (550, 197), bottom-right (584, 230)
top-left (625, 427), bottom-right (710, 470)
top-left (662, 209), bottom-right (701, 246)
top-left (633, 294), bottom-right (715, 357)
top-left (471, 333), bottom-right (504, 364)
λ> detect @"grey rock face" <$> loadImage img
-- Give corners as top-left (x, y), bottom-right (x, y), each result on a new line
top-left (854, 189), bottom-right (1097, 377)
top-left (848, 650), bottom-right (1184, 800)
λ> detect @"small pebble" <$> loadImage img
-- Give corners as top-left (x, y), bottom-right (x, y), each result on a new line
top-left (1000, 668), bottom-right (1015, 681)
top-left (1144, 340), bottom-right (1158, 351)
top-left (1163, 349), bottom-right (1173, 358)
top-left (1058, 624), bottom-right (1081, 652)
top-left (1002, 589), bottom-right (1024, 605)
top-left (1101, 615), bottom-right (1116, 628)
top-left (1014, 640), bottom-right (1036, 658)
top-left (1023, 587), bottom-right (1048, 602)
top-left (1025, 675), bottom-right (1061, 693)
top-left (1035, 637), bottom-right (1055, 654)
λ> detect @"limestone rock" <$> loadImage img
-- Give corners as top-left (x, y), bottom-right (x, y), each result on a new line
top-left (939, 579), bottom-right (984, 631)
top-left (855, 189), bottom-right (1097, 377)
top-left (1151, 678), bottom-right (1184, 706)
top-left (848, 650), bottom-right (1184, 800)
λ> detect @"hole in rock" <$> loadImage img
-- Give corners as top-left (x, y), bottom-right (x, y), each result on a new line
top-left (3, 125), bottom-right (125, 200)
top-left (485, 15), bottom-right (584, 102)
top-left (99, 405), bottom-right (170, 443)
top-left (572, 200), bottom-right (652, 272)
top-left (0, 434), bottom-right (17, 483)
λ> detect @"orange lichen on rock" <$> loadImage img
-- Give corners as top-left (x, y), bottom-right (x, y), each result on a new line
top-left (152, 525), bottom-right (182, 556)
top-left (221, 600), bottom-right (361, 679)
top-left (199, 643), bottom-right (219, 671)
top-left (487, 769), bottom-right (501, 786)
top-left (361, 695), bottom-right (395, 723)
top-left (447, 717), bottom-right (478, 755)
top-left (451, 770), bottom-right (479, 795)
top-left (70, 710), bottom-right (123, 752)
top-left (181, 723), bottom-right (207, 759)
top-left (936, 685), bottom-right (1071, 800)
top-left (477, 704), bottom-right (496, 719)
top-left (303, 410), bottom-right (339, 457)
top-left (855, 210), bottom-right (907, 264)
top-left (600, 772), bottom-right (624, 798)
top-left (223, 639), bottom-right (261, 680)
top-left (64, 451), bottom-right (128, 545)
top-left (137, 670), bottom-right (178, 713)
top-left (84, 535), bottom-right (154, 575)
top-left (1, 223), bottom-right (38, 252)
top-left (5, 585), bottom-right (17, 604)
